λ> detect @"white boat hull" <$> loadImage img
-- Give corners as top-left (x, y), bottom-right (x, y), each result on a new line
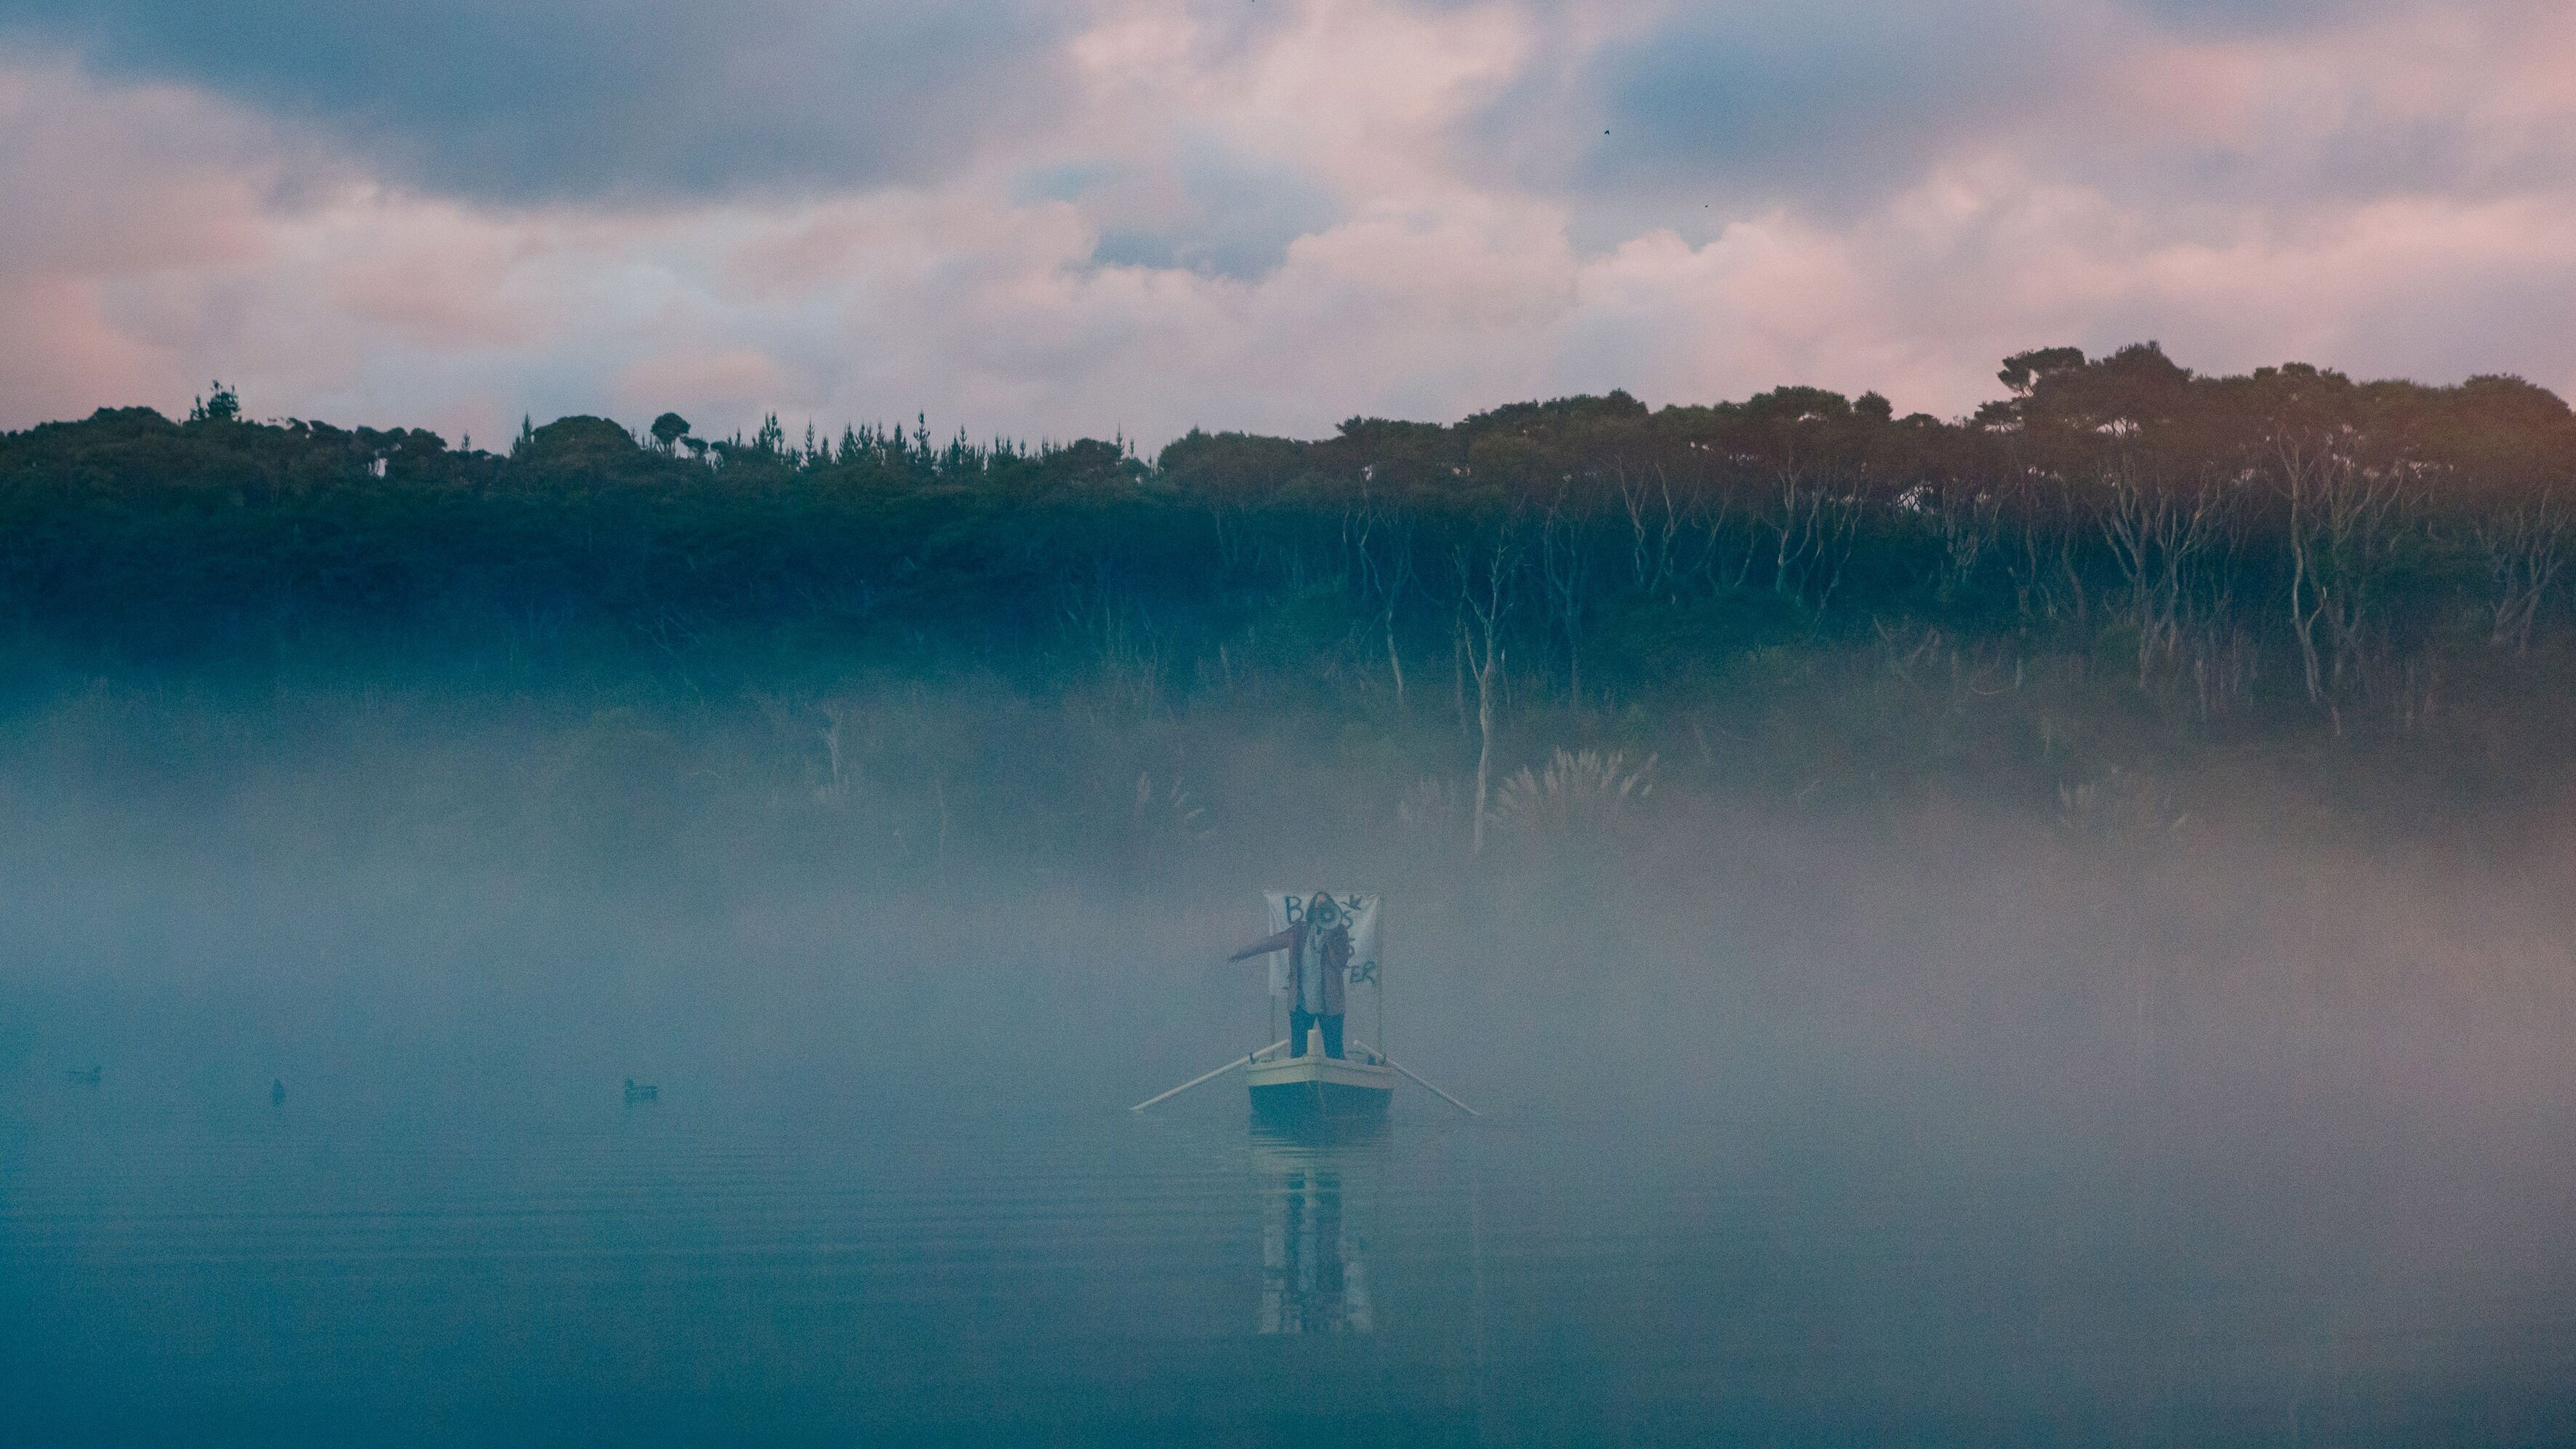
top-left (1244, 1047), bottom-right (1395, 1122)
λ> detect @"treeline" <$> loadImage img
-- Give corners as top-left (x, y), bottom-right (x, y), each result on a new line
top-left (4, 344), bottom-right (2573, 743)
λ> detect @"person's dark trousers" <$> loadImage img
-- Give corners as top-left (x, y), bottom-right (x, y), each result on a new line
top-left (1290, 1011), bottom-right (1346, 1059)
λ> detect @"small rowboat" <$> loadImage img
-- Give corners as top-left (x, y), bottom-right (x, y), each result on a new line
top-left (1245, 1030), bottom-right (1395, 1123)
top-left (1129, 893), bottom-right (1474, 1125)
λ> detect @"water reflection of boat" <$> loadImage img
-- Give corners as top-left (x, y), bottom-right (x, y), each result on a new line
top-left (1251, 1133), bottom-right (1378, 1335)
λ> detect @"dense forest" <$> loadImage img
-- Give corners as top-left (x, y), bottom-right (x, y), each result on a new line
top-left (6, 342), bottom-right (2575, 871)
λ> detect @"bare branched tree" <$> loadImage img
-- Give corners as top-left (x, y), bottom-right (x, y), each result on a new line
top-left (1616, 467), bottom-right (1680, 595)
top-left (1768, 465), bottom-right (1813, 598)
top-left (1453, 522), bottom-right (1520, 855)
top-left (1759, 464), bottom-right (1865, 614)
top-left (1934, 481), bottom-right (2003, 607)
top-left (2277, 438), bottom-right (2406, 712)
top-left (2100, 460), bottom-right (2228, 690)
top-left (2002, 471), bottom-right (2080, 625)
top-left (1352, 502), bottom-right (1416, 708)
top-left (2476, 486), bottom-right (2567, 655)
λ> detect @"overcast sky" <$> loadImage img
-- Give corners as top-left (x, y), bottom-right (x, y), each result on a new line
top-left (3, 0), bottom-right (2572, 447)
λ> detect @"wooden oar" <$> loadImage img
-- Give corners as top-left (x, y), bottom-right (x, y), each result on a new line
top-left (1350, 1040), bottom-right (1480, 1116)
top-left (1129, 1040), bottom-right (1290, 1112)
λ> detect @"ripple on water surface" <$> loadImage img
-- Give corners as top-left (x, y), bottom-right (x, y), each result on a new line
top-left (4, 1083), bottom-right (2575, 1445)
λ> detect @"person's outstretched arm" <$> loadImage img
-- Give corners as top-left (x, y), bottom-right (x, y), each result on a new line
top-left (1226, 928), bottom-right (1296, 962)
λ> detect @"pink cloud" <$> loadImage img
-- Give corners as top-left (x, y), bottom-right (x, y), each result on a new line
top-left (0, 59), bottom-right (308, 417)
top-left (4, 1), bottom-right (2575, 448)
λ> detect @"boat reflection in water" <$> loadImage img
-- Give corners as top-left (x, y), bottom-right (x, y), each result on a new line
top-left (1251, 1124), bottom-right (1382, 1336)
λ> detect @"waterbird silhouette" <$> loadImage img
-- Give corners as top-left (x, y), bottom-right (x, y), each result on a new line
top-left (66, 1065), bottom-right (100, 1085)
top-left (624, 1079), bottom-right (658, 1102)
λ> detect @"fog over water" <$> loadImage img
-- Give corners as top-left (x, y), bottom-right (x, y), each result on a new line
top-left (5, 677), bottom-right (2576, 1442)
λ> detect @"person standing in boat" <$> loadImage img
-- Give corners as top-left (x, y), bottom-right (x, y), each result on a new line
top-left (1229, 893), bottom-right (1352, 1059)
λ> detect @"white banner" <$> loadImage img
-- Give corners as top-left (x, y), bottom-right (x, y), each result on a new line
top-left (1261, 891), bottom-right (1381, 1000)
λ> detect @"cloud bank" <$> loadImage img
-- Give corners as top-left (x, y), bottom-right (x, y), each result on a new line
top-left (2, 0), bottom-right (2572, 446)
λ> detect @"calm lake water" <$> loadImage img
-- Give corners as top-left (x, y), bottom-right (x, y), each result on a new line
top-left (5, 1075), bottom-right (2575, 1445)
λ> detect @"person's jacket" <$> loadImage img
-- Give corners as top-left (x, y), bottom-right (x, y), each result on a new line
top-left (1228, 920), bottom-right (1350, 1015)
